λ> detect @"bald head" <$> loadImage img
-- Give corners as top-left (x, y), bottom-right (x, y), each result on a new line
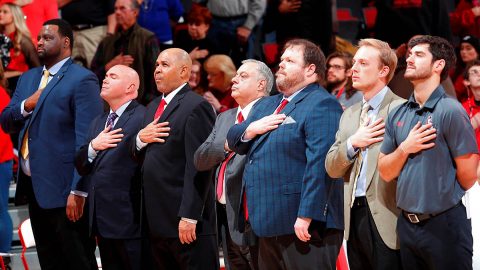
top-left (101, 65), bottom-right (140, 110)
top-left (154, 48), bottom-right (193, 95)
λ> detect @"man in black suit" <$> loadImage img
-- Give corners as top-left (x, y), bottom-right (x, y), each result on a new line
top-left (134, 48), bottom-right (218, 270)
top-left (75, 65), bottom-right (150, 270)
top-left (194, 59), bottom-right (273, 270)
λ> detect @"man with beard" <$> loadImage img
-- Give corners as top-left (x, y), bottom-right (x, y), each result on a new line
top-left (0, 19), bottom-right (101, 270)
top-left (227, 39), bottom-right (344, 270)
top-left (325, 51), bottom-right (362, 109)
top-left (378, 35), bottom-right (478, 270)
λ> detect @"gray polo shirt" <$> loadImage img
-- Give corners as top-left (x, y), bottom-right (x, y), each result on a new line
top-left (380, 86), bottom-right (478, 214)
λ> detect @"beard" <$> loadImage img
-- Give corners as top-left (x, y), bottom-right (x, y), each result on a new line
top-left (404, 66), bottom-right (432, 81)
top-left (326, 78), bottom-right (347, 92)
top-left (276, 71), bottom-right (304, 93)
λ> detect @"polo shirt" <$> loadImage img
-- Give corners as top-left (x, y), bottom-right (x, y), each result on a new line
top-left (380, 85), bottom-right (478, 214)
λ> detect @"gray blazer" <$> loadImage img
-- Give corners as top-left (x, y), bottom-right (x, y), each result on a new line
top-left (194, 108), bottom-right (250, 246)
top-left (325, 88), bottom-right (405, 250)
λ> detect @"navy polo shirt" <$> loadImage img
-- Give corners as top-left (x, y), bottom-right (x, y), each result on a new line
top-left (380, 86), bottom-right (478, 214)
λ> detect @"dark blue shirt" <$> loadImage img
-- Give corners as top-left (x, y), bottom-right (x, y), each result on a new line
top-left (380, 86), bottom-right (478, 214)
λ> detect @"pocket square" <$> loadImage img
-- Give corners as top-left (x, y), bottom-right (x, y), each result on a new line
top-left (282, 116), bottom-right (296, 125)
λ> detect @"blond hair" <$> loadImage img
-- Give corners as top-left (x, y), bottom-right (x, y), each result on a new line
top-left (0, 3), bottom-right (31, 55)
top-left (204, 54), bottom-right (236, 88)
top-left (358, 38), bottom-right (398, 83)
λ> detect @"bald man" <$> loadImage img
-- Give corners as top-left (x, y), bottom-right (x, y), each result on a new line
top-left (134, 48), bottom-right (218, 269)
top-left (75, 65), bottom-right (150, 270)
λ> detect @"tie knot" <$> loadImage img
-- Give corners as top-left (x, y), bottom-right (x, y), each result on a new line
top-left (237, 111), bottom-right (244, 123)
top-left (274, 99), bottom-right (289, 114)
top-left (43, 70), bottom-right (50, 77)
top-left (106, 112), bottom-right (118, 127)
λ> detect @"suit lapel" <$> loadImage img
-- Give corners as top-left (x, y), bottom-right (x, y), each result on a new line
top-left (159, 85), bottom-right (189, 122)
top-left (365, 89), bottom-right (394, 189)
top-left (29, 59), bottom-right (71, 126)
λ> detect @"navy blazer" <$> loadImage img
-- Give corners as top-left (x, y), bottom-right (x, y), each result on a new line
top-left (227, 84), bottom-right (344, 237)
top-left (0, 58), bottom-right (103, 209)
top-left (75, 101), bottom-right (145, 239)
top-left (135, 85), bottom-right (217, 238)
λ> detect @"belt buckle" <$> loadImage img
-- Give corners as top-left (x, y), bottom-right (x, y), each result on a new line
top-left (407, 213), bottom-right (420, 223)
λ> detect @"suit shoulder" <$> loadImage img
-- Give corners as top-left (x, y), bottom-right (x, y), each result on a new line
top-left (68, 63), bottom-right (96, 77)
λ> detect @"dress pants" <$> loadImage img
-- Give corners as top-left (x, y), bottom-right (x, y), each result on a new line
top-left (150, 234), bottom-right (219, 270)
top-left (397, 203), bottom-right (472, 270)
top-left (96, 236), bottom-right (142, 270)
top-left (217, 202), bottom-right (258, 270)
top-left (257, 224), bottom-right (343, 270)
top-left (347, 197), bottom-right (402, 270)
top-left (25, 177), bottom-right (97, 270)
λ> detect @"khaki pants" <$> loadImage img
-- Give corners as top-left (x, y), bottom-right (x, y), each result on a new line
top-left (72, 25), bottom-right (107, 68)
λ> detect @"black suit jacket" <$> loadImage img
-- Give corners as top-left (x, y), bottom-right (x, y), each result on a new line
top-left (75, 100), bottom-right (146, 239)
top-left (136, 85), bottom-right (216, 238)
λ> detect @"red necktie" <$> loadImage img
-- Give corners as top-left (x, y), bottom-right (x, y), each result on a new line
top-left (217, 112), bottom-right (244, 200)
top-left (274, 99), bottom-right (289, 114)
top-left (154, 99), bottom-right (166, 119)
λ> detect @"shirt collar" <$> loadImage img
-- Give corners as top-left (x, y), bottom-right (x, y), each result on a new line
top-left (43, 57), bottom-right (70, 75)
top-left (283, 86), bottom-right (305, 102)
top-left (109, 100), bottom-right (132, 118)
top-left (407, 85), bottom-right (446, 111)
top-left (237, 97), bottom-right (262, 121)
top-left (364, 86), bottom-right (389, 111)
top-left (163, 83), bottom-right (187, 104)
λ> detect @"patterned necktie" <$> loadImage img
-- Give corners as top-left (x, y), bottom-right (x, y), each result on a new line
top-left (274, 99), bottom-right (289, 114)
top-left (20, 70), bottom-right (51, 159)
top-left (106, 112), bottom-right (118, 128)
top-left (350, 102), bottom-right (371, 208)
top-left (217, 112), bottom-right (244, 200)
top-left (154, 99), bottom-right (167, 120)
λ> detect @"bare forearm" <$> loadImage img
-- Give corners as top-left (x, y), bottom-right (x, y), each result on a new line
top-left (57, 0), bottom-right (72, 8)
top-left (107, 13), bottom-right (116, 34)
top-left (456, 154), bottom-right (479, 190)
top-left (378, 145), bottom-right (409, 181)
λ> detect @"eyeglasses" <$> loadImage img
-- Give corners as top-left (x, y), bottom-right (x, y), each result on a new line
top-left (469, 70), bottom-right (480, 76)
top-left (326, 64), bottom-right (346, 70)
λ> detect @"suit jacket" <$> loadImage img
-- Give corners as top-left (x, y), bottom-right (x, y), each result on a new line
top-left (0, 58), bottom-right (103, 209)
top-left (135, 84), bottom-right (216, 238)
top-left (325, 88), bottom-right (405, 249)
top-left (75, 101), bottom-right (145, 239)
top-left (227, 84), bottom-right (344, 237)
top-left (194, 107), bottom-right (251, 246)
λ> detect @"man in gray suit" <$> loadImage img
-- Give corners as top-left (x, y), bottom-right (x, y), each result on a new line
top-left (194, 59), bottom-right (273, 270)
top-left (325, 39), bottom-right (405, 270)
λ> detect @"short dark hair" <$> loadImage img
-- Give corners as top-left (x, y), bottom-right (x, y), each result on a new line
top-left (464, 59), bottom-right (480, 80)
top-left (283, 39), bottom-right (326, 83)
top-left (43, 19), bottom-right (74, 50)
top-left (407, 35), bottom-right (456, 81)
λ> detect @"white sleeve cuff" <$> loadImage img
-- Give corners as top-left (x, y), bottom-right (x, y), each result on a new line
top-left (181, 217), bottom-right (198, 224)
top-left (346, 138), bottom-right (358, 160)
top-left (136, 134), bottom-right (147, 150)
top-left (70, 190), bottom-right (88, 197)
top-left (21, 100), bottom-right (33, 117)
top-left (87, 141), bottom-right (98, 163)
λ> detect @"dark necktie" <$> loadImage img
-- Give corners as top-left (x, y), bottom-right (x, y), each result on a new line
top-left (106, 112), bottom-right (118, 128)
top-left (217, 112), bottom-right (244, 200)
top-left (154, 99), bottom-right (167, 119)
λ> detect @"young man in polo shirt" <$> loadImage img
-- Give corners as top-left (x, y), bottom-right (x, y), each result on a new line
top-left (378, 35), bottom-right (478, 270)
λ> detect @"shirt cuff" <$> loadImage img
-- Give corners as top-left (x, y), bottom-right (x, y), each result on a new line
top-left (181, 217), bottom-right (198, 224)
top-left (21, 100), bottom-right (33, 117)
top-left (241, 131), bottom-right (252, 142)
top-left (346, 138), bottom-right (358, 160)
top-left (70, 190), bottom-right (88, 197)
top-left (88, 141), bottom-right (98, 163)
top-left (136, 134), bottom-right (147, 150)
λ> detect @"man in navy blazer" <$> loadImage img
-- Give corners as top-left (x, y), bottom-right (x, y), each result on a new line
top-left (0, 19), bottom-right (102, 270)
top-left (75, 65), bottom-right (148, 270)
top-left (227, 39), bottom-right (344, 270)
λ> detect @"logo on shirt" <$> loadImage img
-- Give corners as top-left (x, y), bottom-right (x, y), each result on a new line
top-left (396, 121), bottom-right (404, 127)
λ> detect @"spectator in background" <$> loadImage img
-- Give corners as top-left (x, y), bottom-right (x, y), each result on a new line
top-left (137, 0), bottom-right (183, 50)
top-left (0, 65), bottom-right (13, 270)
top-left (452, 35), bottom-right (480, 102)
top-left (15, 0), bottom-right (58, 46)
top-left (462, 60), bottom-right (480, 150)
top-left (58, 0), bottom-right (116, 68)
top-left (325, 51), bottom-right (362, 109)
top-left (175, 4), bottom-right (220, 62)
top-left (189, 59), bottom-right (206, 95)
top-left (450, 0), bottom-right (480, 38)
top-left (91, 0), bottom-right (160, 105)
top-left (204, 54), bottom-right (238, 113)
top-left (204, 0), bottom-right (266, 67)
top-left (0, 2), bottom-right (39, 91)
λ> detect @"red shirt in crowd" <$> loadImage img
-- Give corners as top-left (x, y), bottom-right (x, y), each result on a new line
top-left (212, 89), bottom-right (238, 113)
top-left (463, 97), bottom-right (480, 150)
top-left (0, 86), bottom-right (14, 163)
top-left (6, 32), bottom-right (29, 73)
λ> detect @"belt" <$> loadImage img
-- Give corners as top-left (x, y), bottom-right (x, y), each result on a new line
top-left (352, 196), bottom-right (367, 208)
top-left (72, 24), bottom-right (99, 31)
top-left (402, 202), bottom-right (461, 224)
